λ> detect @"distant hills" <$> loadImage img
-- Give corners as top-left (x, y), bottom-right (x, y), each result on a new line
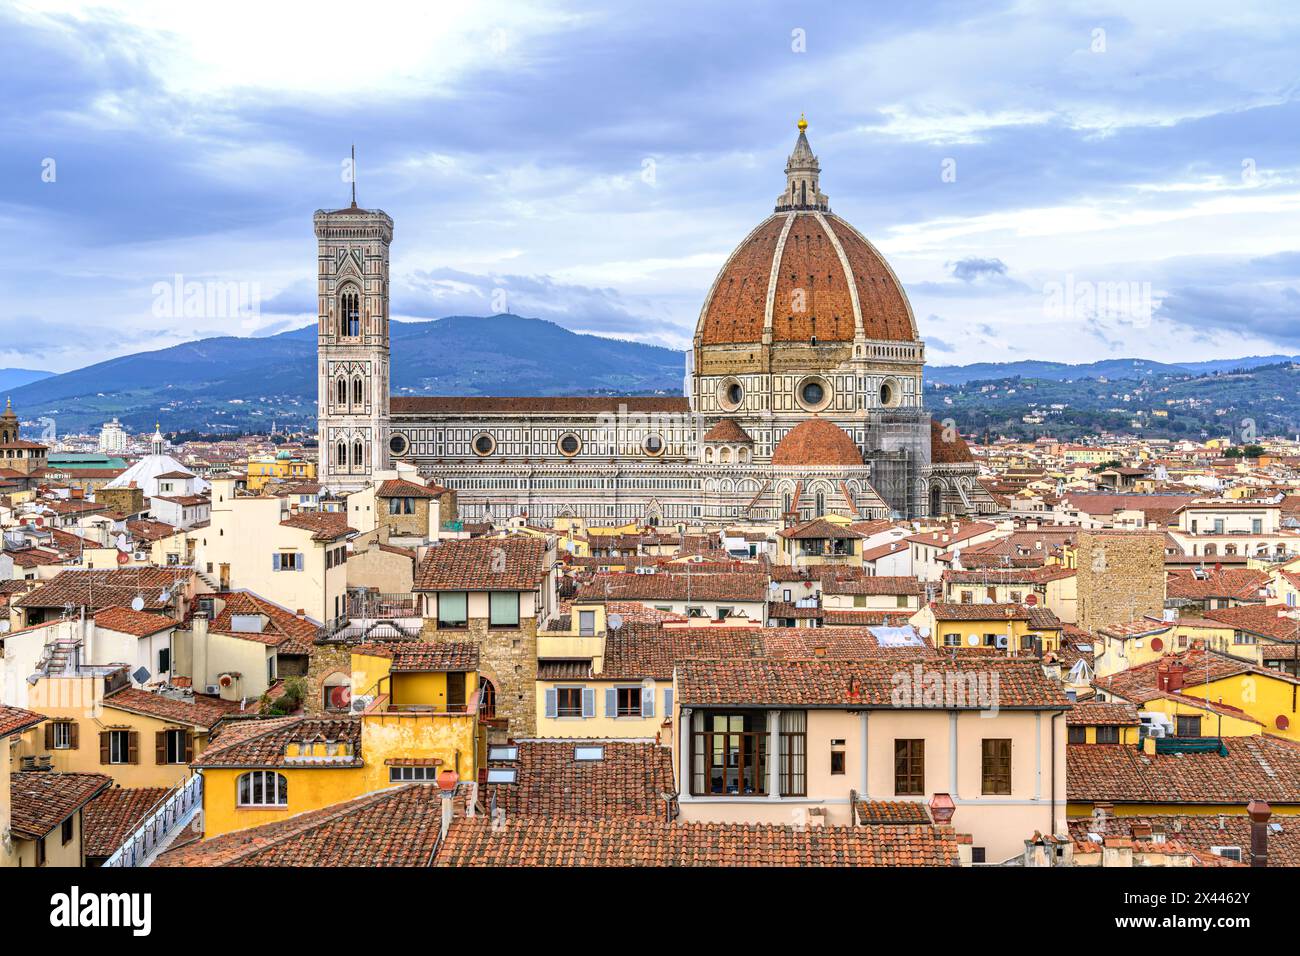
top-left (12, 315), bottom-right (685, 434)
top-left (11, 314), bottom-right (1300, 441)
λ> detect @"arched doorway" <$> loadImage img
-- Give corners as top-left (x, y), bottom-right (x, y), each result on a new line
top-left (479, 678), bottom-right (497, 720)
top-left (930, 483), bottom-right (942, 516)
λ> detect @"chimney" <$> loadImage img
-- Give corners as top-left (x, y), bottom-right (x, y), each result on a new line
top-left (192, 612), bottom-right (209, 690)
top-left (437, 768), bottom-right (458, 842)
top-left (929, 792), bottom-right (956, 824)
top-left (1248, 798), bottom-right (1271, 867)
top-left (1091, 803), bottom-right (1112, 834)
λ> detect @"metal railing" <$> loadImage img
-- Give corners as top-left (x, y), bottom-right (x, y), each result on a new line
top-left (102, 773), bottom-right (203, 868)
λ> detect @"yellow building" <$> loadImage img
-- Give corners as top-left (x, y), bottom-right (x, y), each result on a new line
top-left (246, 450), bottom-right (317, 492)
top-left (17, 669), bottom-right (238, 790)
top-left (196, 641), bottom-right (486, 838)
top-left (916, 603), bottom-right (1061, 655)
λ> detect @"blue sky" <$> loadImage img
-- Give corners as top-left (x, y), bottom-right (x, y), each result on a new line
top-left (3, 0), bottom-right (1300, 372)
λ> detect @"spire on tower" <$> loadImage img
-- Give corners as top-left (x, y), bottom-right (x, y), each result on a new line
top-left (350, 144), bottom-right (357, 208)
top-left (775, 114), bottom-right (828, 213)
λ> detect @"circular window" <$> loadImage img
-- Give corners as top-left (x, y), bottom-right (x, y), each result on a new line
top-left (718, 379), bottom-right (744, 411)
top-left (880, 380), bottom-right (897, 407)
top-left (643, 434), bottom-right (665, 457)
top-left (558, 433), bottom-right (581, 457)
top-left (472, 433), bottom-right (496, 457)
top-left (796, 376), bottom-right (831, 411)
top-left (388, 433), bottom-right (410, 457)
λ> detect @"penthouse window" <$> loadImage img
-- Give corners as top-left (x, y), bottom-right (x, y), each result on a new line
top-left (238, 771), bottom-right (288, 807)
top-left (690, 710), bottom-right (767, 796)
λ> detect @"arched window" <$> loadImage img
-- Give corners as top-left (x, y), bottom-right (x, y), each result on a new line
top-left (339, 286), bottom-right (360, 337)
top-left (322, 672), bottom-right (351, 712)
top-left (353, 376), bottom-right (364, 407)
top-left (336, 378), bottom-right (347, 406)
top-left (237, 771), bottom-right (287, 807)
top-left (337, 441), bottom-right (347, 467)
top-left (353, 440), bottom-right (364, 470)
top-left (479, 678), bottom-right (496, 720)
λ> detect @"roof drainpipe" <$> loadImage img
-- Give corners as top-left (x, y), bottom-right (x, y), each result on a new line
top-left (1050, 710), bottom-right (1064, 839)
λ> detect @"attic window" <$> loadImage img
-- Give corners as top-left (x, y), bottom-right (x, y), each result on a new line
top-left (486, 768), bottom-right (517, 784)
top-left (574, 745), bottom-right (604, 761)
top-left (488, 745), bottom-right (518, 761)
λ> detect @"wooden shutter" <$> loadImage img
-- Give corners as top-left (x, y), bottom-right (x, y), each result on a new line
top-left (45, 723), bottom-right (54, 749)
top-left (127, 731), bottom-right (139, 765)
top-left (184, 732), bottom-right (195, 763)
top-left (664, 688), bottom-right (674, 718)
top-left (544, 689), bottom-right (558, 719)
top-left (272, 554), bottom-right (279, 572)
top-left (68, 723), bottom-right (78, 750)
top-left (99, 731), bottom-right (110, 764)
top-left (581, 688), bottom-right (595, 718)
top-left (642, 687), bottom-right (655, 718)
top-left (605, 688), bottom-right (617, 717)
top-left (155, 731), bottom-right (167, 764)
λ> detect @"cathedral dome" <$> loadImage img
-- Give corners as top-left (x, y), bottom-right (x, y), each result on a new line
top-left (771, 418), bottom-right (863, 467)
top-left (695, 119), bottom-right (918, 348)
top-left (930, 419), bottom-right (974, 463)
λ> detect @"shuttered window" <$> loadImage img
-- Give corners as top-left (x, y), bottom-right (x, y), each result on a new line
top-left (981, 738), bottom-right (1012, 795)
top-left (894, 739), bottom-right (924, 795)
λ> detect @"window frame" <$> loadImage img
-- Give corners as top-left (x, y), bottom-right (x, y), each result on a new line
top-left (237, 770), bottom-right (289, 808)
top-left (981, 738), bottom-right (1012, 795)
top-left (615, 685), bottom-right (643, 718)
top-left (488, 591), bottom-right (520, 629)
top-left (437, 591), bottom-right (469, 629)
top-left (894, 738), bottom-right (925, 796)
top-left (555, 686), bottom-right (583, 719)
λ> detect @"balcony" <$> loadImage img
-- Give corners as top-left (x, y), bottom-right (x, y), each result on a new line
top-left (317, 591), bottom-right (422, 643)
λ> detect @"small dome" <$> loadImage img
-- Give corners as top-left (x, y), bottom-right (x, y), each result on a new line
top-left (702, 419), bottom-right (753, 443)
top-left (772, 418), bottom-right (863, 467)
top-left (930, 419), bottom-right (974, 463)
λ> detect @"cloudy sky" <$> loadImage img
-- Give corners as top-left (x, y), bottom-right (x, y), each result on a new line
top-left (4, 0), bottom-right (1300, 373)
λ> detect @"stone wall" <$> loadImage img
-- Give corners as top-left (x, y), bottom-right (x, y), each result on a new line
top-left (304, 641), bottom-right (353, 717)
top-left (421, 616), bottom-right (537, 738)
top-left (1075, 529), bottom-right (1165, 635)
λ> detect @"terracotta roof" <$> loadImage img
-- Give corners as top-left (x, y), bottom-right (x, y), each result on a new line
top-left (392, 396), bottom-right (689, 416)
top-left (1066, 814), bottom-right (1300, 867)
top-left (156, 784), bottom-right (451, 867)
top-left (436, 818), bottom-right (958, 867)
top-left (537, 659), bottom-right (593, 680)
top-left (415, 537), bottom-right (547, 591)
top-left (207, 591), bottom-right (318, 651)
top-left (193, 716), bottom-right (361, 769)
top-left (931, 602), bottom-right (1031, 622)
top-left (0, 704), bottom-right (45, 739)
top-left (103, 687), bottom-right (242, 731)
top-left (280, 510), bottom-right (355, 541)
top-left (822, 610), bottom-right (915, 626)
top-left (1066, 700), bottom-right (1141, 726)
top-left (93, 605), bottom-right (177, 637)
top-left (678, 658), bottom-right (1071, 709)
top-left (702, 418), bottom-right (753, 443)
top-left (485, 740), bottom-right (675, 820)
top-left (12, 567), bottom-right (188, 611)
top-left (389, 641), bottom-right (479, 673)
top-left (1067, 737), bottom-right (1300, 804)
top-left (778, 517), bottom-right (865, 540)
top-left (855, 800), bottom-right (931, 825)
top-left (377, 478), bottom-right (443, 499)
top-left (696, 211), bottom-right (917, 347)
top-left (771, 418), bottom-right (863, 467)
top-left (9, 771), bottom-right (112, 839)
top-left (1167, 568), bottom-right (1270, 601)
top-left (574, 572), bottom-right (768, 604)
top-left (126, 519), bottom-right (180, 542)
top-left (83, 786), bottom-right (172, 857)
top-left (823, 574), bottom-right (924, 595)
top-left (930, 418), bottom-right (974, 464)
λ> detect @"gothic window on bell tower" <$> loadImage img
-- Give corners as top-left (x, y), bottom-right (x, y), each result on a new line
top-left (353, 440), bottom-right (365, 471)
top-left (336, 377), bottom-right (347, 407)
top-left (336, 441), bottom-right (347, 468)
top-left (339, 285), bottom-right (360, 337)
top-left (353, 375), bottom-right (364, 408)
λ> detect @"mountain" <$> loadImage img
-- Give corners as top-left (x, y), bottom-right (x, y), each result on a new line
top-left (0, 368), bottom-right (53, 392)
top-left (12, 315), bottom-right (685, 434)
top-left (927, 354), bottom-right (1300, 387)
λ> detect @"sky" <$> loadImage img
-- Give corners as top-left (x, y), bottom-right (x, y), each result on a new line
top-left (3, 0), bottom-right (1300, 373)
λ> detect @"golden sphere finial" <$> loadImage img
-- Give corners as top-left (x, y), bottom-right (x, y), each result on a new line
top-left (797, 113), bottom-right (808, 132)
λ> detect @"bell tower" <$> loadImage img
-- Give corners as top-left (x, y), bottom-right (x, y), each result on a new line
top-left (314, 169), bottom-right (394, 491)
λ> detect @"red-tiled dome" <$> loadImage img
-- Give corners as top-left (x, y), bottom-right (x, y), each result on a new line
top-left (930, 419), bottom-right (974, 464)
top-left (702, 418), bottom-right (753, 443)
top-left (697, 212), bottom-right (917, 347)
top-left (772, 418), bottom-right (863, 467)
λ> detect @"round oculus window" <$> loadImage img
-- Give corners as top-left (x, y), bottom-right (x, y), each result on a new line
top-left (800, 380), bottom-right (825, 406)
top-left (643, 434), bottom-right (664, 456)
top-left (558, 434), bottom-right (581, 456)
top-left (880, 381), bottom-right (895, 406)
top-left (388, 433), bottom-right (410, 457)
top-left (472, 433), bottom-right (496, 456)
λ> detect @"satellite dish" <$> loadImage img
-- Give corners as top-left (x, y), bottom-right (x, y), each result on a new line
top-left (158, 590), bottom-right (171, 603)
top-left (115, 534), bottom-right (130, 552)
top-left (919, 626), bottom-right (931, 639)
top-left (130, 596), bottom-right (145, 612)
top-left (967, 634), bottom-right (979, 646)
top-left (132, 666), bottom-right (151, 685)
top-left (607, 614), bottom-right (623, 631)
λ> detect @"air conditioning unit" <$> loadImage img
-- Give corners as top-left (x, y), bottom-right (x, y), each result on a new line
top-left (995, 635), bottom-right (1009, 650)
top-left (350, 695), bottom-right (375, 713)
top-left (204, 684), bottom-right (220, 695)
top-left (1147, 725), bottom-right (1167, 738)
